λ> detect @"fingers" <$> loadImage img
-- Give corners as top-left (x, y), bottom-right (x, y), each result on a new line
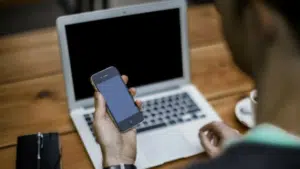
top-left (128, 87), bottom-right (142, 109)
top-left (207, 131), bottom-right (214, 143)
top-left (94, 92), bottom-right (106, 120)
top-left (199, 130), bottom-right (219, 157)
top-left (135, 100), bottom-right (142, 109)
top-left (200, 121), bottom-right (224, 136)
top-left (122, 75), bottom-right (129, 84)
top-left (129, 88), bottom-right (136, 96)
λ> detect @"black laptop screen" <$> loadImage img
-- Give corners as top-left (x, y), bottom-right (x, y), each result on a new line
top-left (65, 8), bottom-right (183, 101)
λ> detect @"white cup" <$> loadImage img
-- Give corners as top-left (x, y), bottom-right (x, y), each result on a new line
top-left (250, 90), bottom-right (257, 122)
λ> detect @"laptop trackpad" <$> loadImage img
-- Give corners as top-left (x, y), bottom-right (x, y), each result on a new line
top-left (137, 127), bottom-right (195, 166)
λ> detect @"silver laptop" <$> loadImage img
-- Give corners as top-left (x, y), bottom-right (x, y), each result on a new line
top-left (56, 0), bottom-right (221, 168)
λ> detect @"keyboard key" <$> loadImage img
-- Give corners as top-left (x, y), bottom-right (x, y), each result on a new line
top-left (87, 120), bottom-right (93, 126)
top-left (143, 121), bottom-right (148, 125)
top-left (182, 93), bottom-right (189, 98)
top-left (178, 119), bottom-right (183, 123)
top-left (144, 115), bottom-right (148, 119)
top-left (84, 114), bottom-right (90, 119)
top-left (146, 101), bottom-right (151, 107)
top-left (169, 120), bottom-right (176, 125)
top-left (185, 100), bottom-right (193, 106)
top-left (86, 118), bottom-right (92, 124)
top-left (166, 116), bottom-right (170, 119)
top-left (200, 114), bottom-right (206, 118)
top-left (85, 117), bottom-right (92, 122)
top-left (173, 114), bottom-right (178, 117)
top-left (151, 114), bottom-right (156, 117)
top-left (158, 117), bottom-right (163, 121)
top-left (166, 110), bottom-right (170, 114)
top-left (158, 111), bottom-right (163, 115)
top-left (182, 114), bottom-right (192, 121)
top-left (151, 119), bottom-right (155, 123)
top-left (137, 123), bottom-right (167, 133)
top-left (161, 105), bottom-right (165, 109)
top-left (84, 116), bottom-right (91, 122)
top-left (193, 114), bottom-right (198, 119)
top-left (188, 105), bottom-right (200, 113)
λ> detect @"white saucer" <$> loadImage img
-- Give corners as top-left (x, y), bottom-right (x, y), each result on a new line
top-left (235, 98), bottom-right (256, 128)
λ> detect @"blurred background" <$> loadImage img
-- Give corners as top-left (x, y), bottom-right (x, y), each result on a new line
top-left (0, 0), bottom-right (213, 36)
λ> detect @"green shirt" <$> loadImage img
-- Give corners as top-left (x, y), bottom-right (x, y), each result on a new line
top-left (228, 124), bottom-right (300, 148)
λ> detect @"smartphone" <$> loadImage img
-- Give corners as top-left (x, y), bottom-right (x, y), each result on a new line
top-left (90, 66), bottom-right (143, 132)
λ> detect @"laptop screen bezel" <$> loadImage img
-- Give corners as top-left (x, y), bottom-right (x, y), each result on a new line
top-left (56, 0), bottom-right (190, 110)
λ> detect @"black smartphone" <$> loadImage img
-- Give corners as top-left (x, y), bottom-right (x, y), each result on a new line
top-left (90, 66), bottom-right (143, 132)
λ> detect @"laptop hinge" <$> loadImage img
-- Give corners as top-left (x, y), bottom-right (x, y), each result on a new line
top-left (136, 85), bottom-right (180, 98)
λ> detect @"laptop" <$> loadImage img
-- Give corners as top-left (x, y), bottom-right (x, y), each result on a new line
top-left (56, 0), bottom-right (221, 168)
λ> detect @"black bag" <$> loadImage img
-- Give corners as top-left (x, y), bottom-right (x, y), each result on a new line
top-left (16, 132), bottom-right (62, 169)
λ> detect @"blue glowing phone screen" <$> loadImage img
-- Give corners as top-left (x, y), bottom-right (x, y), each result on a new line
top-left (97, 76), bottom-right (138, 122)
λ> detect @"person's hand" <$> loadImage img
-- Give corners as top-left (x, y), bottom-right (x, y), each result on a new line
top-left (93, 75), bottom-right (142, 167)
top-left (199, 122), bottom-right (242, 158)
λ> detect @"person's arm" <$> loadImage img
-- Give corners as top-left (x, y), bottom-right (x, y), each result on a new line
top-left (93, 75), bottom-right (142, 168)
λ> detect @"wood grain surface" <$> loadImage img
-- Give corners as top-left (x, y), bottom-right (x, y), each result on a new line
top-left (190, 44), bottom-right (253, 100)
top-left (188, 5), bottom-right (222, 48)
top-left (0, 5), bottom-right (221, 85)
top-left (0, 28), bottom-right (60, 85)
top-left (0, 4), bottom-right (253, 169)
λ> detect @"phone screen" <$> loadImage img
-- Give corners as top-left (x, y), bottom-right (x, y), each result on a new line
top-left (96, 76), bottom-right (139, 123)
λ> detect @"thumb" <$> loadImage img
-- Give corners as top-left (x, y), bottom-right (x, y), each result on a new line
top-left (94, 92), bottom-right (106, 119)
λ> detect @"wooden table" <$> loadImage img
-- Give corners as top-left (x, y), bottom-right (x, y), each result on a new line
top-left (0, 4), bottom-right (253, 169)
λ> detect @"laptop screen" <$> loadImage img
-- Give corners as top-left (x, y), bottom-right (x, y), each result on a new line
top-left (65, 8), bottom-right (183, 101)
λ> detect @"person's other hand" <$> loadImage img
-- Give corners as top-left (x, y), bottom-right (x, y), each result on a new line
top-left (93, 75), bottom-right (142, 167)
top-left (199, 122), bottom-right (242, 158)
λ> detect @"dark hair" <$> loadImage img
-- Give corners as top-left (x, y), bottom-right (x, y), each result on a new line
top-left (237, 0), bottom-right (300, 40)
top-left (265, 0), bottom-right (300, 41)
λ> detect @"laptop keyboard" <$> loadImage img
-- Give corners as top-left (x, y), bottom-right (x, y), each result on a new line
top-left (84, 114), bottom-right (96, 137)
top-left (83, 92), bottom-right (206, 137)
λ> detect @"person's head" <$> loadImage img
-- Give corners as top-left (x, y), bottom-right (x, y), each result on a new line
top-left (215, 0), bottom-right (300, 79)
